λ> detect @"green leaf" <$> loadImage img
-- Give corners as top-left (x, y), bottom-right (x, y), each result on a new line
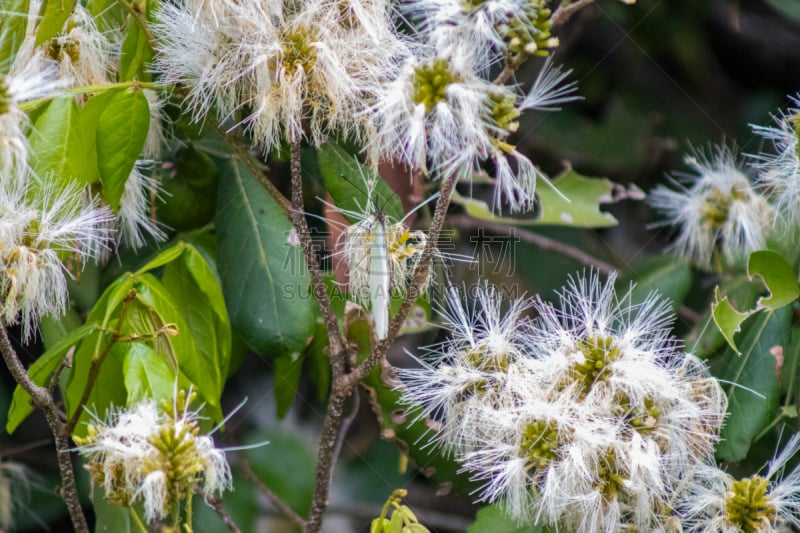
top-left (274, 352), bottom-right (303, 418)
top-left (0, 0), bottom-right (29, 74)
top-left (215, 158), bottom-right (317, 357)
top-left (716, 307), bottom-right (790, 462)
top-left (122, 342), bottom-right (177, 405)
top-left (28, 96), bottom-right (88, 181)
top-left (96, 88), bottom-right (150, 211)
top-left (34, 0), bottom-right (76, 46)
top-left (161, 243), bottom-right (231, 401)
top-left (39, 308), bottom-right (83, 350)
top-left (711, 288), bottom-right (751, 355)
top-left (134, 274), bottom-right (223, 420)
top-left (451, 170), bottom-right (630, 228)
top-left (245, 428), bottom-right (315, 518)
top-left (748, 250), bottom-right (800, 310)
top-left (78, 89), bottom-right (123, 185)
top-left (468, 504), bottom-right (547, 533)
top-left (317, 142), bottom-right (404, 222)
top-left (536, 171), bottom-right (623, 227)
top-left (92, 486), bottom-right (131, 533)
top-left (766, 0), bottom-right (800, 22)
top-left (7, 323), bottom-right (100, 434)
top-left (712, 251), bottom-right (799, 354)
top-left (119, 21), bottom-right (153, 81)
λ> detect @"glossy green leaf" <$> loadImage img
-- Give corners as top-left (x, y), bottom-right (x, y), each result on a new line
top-left (161, 243), bottom-right (231, 401)
top-left (274, 352), bottom-right (303, 418)
top-left (716, 307), bottom-right (790, 462)
top-left (712, 251), bottom-right (799, 354)
top-left (7, 323), bottom-right (101, 434)
top-left (28, 96), bottom-right (88, 182)
top-left (451, 170), bottom-right (629, 228)
top-left (0, 0), bottom-right (29, 74)
top-left (77, 89), bottom-right (122, 185)
top-left (216, 157), bottom-right (317, 357)
top-left (85, 0), bottom-right (125, 32)
top-left (122, 342), bottom-right (176, 405)
top-left (119, 21), bottom-right (153, 81)
top-left (64, 276), bottom-right (137, 436)
top-left (748, 250), bottom-right (799, 310)
top-left (711, 287), bottom-right (751, 355)
top-left (317, 142), bottom-right (404, 222)
top-left (134, 273), bottom-right (223, 420)
top-left (39, 308), bottom-right (83, 350)
top-left (96, 88), bottom-right (150, 211)
top-left (246, 428), bottom-right (315, 518)
top-left (35, 0), bottom-right (76, 46)
top-left (468, 504), bottom-right (547, 533)
top-left (92, 487), bottom-right (131, 533)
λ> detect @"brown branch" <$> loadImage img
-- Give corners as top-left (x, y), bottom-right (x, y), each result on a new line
top-left (240, 458), bottom-right (306, 529)
top-left (117, 0), bottom-right (157, 48)
top-left (449, 215), bottom-right (701, 325)
top-left (203, 494), bottom-right (242, 533)
top-left (0, 327), bottom-right (89, 533)
top-left (551, 0), bottom-right (595, 27)
top-left (288, 138), bottom-right (346, 373)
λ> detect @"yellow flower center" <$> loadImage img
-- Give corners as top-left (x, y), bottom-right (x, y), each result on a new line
top-left (725, 476), bottom-right (776, 533)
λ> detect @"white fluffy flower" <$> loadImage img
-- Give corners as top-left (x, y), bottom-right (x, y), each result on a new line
top-left (0, 55), bottom-right (68, 183)
top-left (154, 0), bottom-right (403, 150)
top-left (398, 283), bottom-right (536, 453)
top-left (399, 273), bottom-right (727, 531)
top-left (0, 177), bottom-right (113, 339)
top-left (677, 434), bottom-right (800, 532)
top-left (117, 165), bottom-right (167, 249)
top-left (748, 94), bottom-right (800, 227)
top-left (371, 52), bottom-right (576, 212)
top-left (649, 145), bottom-right (773, 267)
top-left (75, 391), bottom-right (233, 523)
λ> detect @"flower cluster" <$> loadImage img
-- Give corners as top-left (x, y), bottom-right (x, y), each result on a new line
top-left (154, 0), bottom-right (402, 150)
top-left (399, 274), bottom-right (728, 531)
top-left (74, 390), bottom-right (232, 523)
top-left (649, 93), bottom-right (800, 269)
top-left (154, 0), bottom-right (580, 213)
top-left (0, 179), bottom-right (112, 340)
top-left (649, 146), bottom-right (773, 267)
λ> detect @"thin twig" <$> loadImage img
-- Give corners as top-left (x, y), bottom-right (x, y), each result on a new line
top-left (239, 458), bottom-right (307, 529)
top-left (331, 390), bottom-right (361, 470)
top-left (117, 0), bottom-right (157, 46)
top-left (551, 0), bottom-right (595, 27)
top-left (289, 138), bottom-right (346, 372)
top-left (450, 215), bottom-right (701, 325)
top-left (450, 215), bottom-right (616, 274)
top-left (0, 327), bottom-right (89, 533)
top-left (204, 494), bottom-right (242, 533)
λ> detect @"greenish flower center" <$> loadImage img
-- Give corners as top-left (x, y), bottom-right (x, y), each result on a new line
top-left (487, 91), bottom-right (520, 134)
top-left (413, 59), bottom-right (455, 114)
top-left (464, 341), bottom-right (509, 372)
top-left (44, 38), bottom-right (81, 64)
top-left (596, 449), bottom-right (625, 500)
top-left (280, 28), bottom-right (317, 78)
top-left (725, 476), bottom-right (776, 533)
top-left (0, 77), bottom-right (11, 115)
top-left (571, 334), bottom-right (620, 396)
top-left (700, 183), bottom-right (750, 230)
top-left (506, 0), bottom-right (557, 58)
top-left (520, 419), bottom-right (561, 470)
top-left (614, 393), bottom-right (661, 436)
